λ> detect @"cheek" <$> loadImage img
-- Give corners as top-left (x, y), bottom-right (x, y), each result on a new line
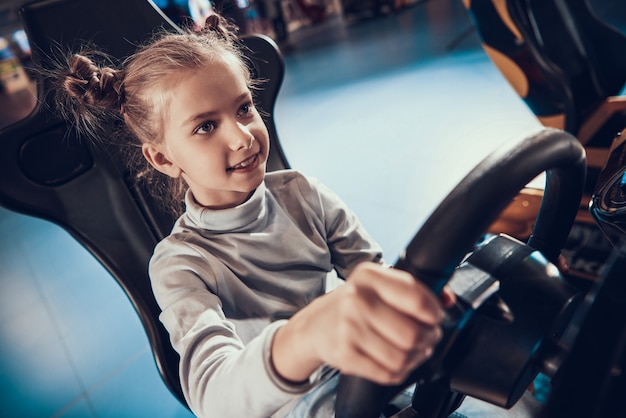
top-left (253, 119), bottom-right (271, 147)
top-left (197, 146), bottom-right (228, 173)
top-left (168, 142), bottom-right (211, 174)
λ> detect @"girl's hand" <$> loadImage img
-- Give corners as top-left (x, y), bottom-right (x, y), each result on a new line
top-left (272, 262), bottom-right (445, 385)
top-left (557, 254), bottom-right (570, 274)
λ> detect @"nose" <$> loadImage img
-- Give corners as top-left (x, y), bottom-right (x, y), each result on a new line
top-left (227, 120), bottom-right (254, 151)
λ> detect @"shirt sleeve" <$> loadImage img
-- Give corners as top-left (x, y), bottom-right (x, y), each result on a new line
top-left (299, 175), bottom-right (385, 278)
top-left (149, 241), bottom-right (318, 418)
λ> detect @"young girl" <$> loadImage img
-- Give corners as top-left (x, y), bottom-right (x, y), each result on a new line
top-left (53, 14), bottom-right (539, 418)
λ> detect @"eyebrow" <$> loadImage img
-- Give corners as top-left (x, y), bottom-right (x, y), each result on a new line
top-left (182, 92), bottom-right (251, 127)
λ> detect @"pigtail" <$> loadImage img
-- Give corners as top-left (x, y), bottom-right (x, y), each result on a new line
top-left (202, 13), bottom-right (239, 42)
top-left (63, 54), bottom-right (124, 109)
top-left (53, 52), bottom-right (126, 141)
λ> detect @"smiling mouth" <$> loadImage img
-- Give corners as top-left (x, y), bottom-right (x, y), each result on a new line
top-left (227, 154), bottom-right (259, 172)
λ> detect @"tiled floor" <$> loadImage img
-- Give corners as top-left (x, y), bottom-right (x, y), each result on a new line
top-left (0, 0), bottom-right (625, 416)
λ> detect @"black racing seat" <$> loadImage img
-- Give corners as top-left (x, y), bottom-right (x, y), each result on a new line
top-left (463, 0), bottom-right (626, 151)
top-left (0, 0), bottom-right (288, 408)
top-left (464, 0), bottom-right (626, 281)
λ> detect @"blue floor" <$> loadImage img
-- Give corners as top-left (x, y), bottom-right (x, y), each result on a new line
top-left (1, 0), bottom-right (625, 416)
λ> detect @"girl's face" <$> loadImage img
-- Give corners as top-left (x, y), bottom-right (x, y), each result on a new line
top-left (143, 54), bottom-right (270, 209)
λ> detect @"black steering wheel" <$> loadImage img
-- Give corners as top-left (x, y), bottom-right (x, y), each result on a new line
top-left (335, 128), bottom-right (587, 417)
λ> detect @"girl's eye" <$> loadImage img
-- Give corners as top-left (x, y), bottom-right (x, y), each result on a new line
top-left (238, 102), bottom-right (253, 117)
top-left (195, 121), bottom-right (216, 135)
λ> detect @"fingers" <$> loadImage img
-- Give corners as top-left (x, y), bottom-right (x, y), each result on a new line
top-left (337, 341), bottom-right (435, 385)
top-left (440, 286), bottom-right (457, 308)
top-left (557, 254), bottom-right (570, 274)
top-left (348, 263), bottom-right (444, 326)
top-left (349, 320), bottom-right (441, 384)
top-left (331, 306), bottom-right (441, 384)
top-left (350, 285), bottom-right (443, 354)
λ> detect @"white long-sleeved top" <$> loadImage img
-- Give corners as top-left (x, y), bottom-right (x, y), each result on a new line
top-left (149, 170), bottom-right (383, 418)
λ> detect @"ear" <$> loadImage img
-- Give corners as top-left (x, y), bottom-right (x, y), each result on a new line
top-left (142, 143), bottom-right (182, 178)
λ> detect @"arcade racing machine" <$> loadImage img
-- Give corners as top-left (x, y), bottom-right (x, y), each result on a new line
top-left (2, 1), bottom-right (626, 418)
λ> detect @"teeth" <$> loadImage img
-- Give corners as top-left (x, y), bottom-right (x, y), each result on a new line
top-left (233, 155), bottom-right (255, 169)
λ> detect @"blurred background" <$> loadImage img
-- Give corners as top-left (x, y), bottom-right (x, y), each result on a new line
top-left (0, 0), bottom-right (624, 416)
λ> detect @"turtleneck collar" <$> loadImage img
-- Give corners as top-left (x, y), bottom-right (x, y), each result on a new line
top-left (183, 182), bottom-right (267, 232)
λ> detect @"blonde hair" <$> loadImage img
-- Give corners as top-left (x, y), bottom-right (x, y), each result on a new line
top-left (54, 15), bottom-right (254, 215)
